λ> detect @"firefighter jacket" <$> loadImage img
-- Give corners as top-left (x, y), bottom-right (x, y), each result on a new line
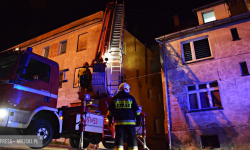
top-left (108, 91), bottom-right (141, 126)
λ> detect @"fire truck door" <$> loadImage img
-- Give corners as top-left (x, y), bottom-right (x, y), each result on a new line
top-left (10, 57), bottom-right (52, 111)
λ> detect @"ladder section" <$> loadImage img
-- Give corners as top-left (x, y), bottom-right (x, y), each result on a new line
top-left (108, 3), bottom-right (124, 63)
top-left (110, 63), bottom-right (121, 95)
top-left (107, 2), bottom-right (124, 96)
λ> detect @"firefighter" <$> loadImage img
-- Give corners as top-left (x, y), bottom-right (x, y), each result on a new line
top-left (108, 82), bottom-right (141, 150)
top-left (78, 62), bottom-right (92, 92)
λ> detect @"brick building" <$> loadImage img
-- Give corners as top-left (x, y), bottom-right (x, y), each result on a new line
top-left (6, 9), bottom-right (166, 149)
top-left (156, 0), bottom-right (250, 149)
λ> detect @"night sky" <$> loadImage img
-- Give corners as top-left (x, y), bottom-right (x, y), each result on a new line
top-left (0, 0), bottom-right (219, 51)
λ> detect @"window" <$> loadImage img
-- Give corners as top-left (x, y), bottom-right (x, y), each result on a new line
top-left (136, 70), bottom-right (139, 79)
top-left (59, 41), bottom-right (67, 54)
top-left (200, 135), bottom-right (220, 149)
top-left (148, 89), bottom-right (152, 99)
top-left (77, 33), bottom-right (87, 51)
top-left (43, 47), bottom-right (50, 58)
top-left (202, 10), bottom-right (216, 23)
top-left (151, 78), bottom-right (155, 87)
top-left (240, 62), bottom-right (249, 76)
top-left (123, 42), bottom-right (126, 55)
top-left (187, 81), bottom-right (222, 111)
top-left (20, 58), bottom-right (50, 82)
top-left (231, 28), bottom-right (240, 41)
top-left (182, 36), bottom-right (212, 63)
top-left (153, 118), bottom-right (160, 134)
top-left (157, 93), bottom-right (162, 103)
top-left (138, 81), bottom-right (142, 88)
top-left (59, 71), bottom-right (64, 88)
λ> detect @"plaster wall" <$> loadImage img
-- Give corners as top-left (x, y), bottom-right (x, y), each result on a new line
top-left (29, 13), bottom-right (103, 108)
top-left (197, 3), bottom-right (231, 25)
top-left (161, 19), bottom-right (250, 149)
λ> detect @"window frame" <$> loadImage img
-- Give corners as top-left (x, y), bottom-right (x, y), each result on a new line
top-left (202, 9), bottom-right (216, 23)
top-left (148, 89), bottom-right (152, 100)
top-left (77, 32), bottom-right (88, 52)
top-left (239, 61), bottom-right (250, 76)
top-left (230, 28), bottom-right (241, 41)
top-left (20, 57), bottom-right (51, 83)
top-left (153, 118), bottom-right (160, 134)
top-left (59, 40), bottom-right (67, 54)
top-left (187, 81), bottom-right (222, 112)
top-left (181, 36), bottom-right (213, 64)
top-left (42, 46), bottom-right (50, 58)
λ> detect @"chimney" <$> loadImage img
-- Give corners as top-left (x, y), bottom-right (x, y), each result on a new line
top-left (173, 15), bottom-right (180, 28)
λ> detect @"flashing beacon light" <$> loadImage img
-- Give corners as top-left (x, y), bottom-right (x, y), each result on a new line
top-left (27, 47), bottom-right (33, 52)
top-left (85, 94), bottom-right (90, 100)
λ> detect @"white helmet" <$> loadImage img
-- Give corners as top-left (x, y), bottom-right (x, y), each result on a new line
top-left (118, 82), bottom-right (130, 93)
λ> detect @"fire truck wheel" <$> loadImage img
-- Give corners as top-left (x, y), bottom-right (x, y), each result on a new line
top-left (26, 119), bottom-right (54, 149)
top-left (69, 138), bottom-right (89, 148)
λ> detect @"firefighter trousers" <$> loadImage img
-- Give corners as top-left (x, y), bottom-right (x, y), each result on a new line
top-left (114, 125), bottom-right (138, 150)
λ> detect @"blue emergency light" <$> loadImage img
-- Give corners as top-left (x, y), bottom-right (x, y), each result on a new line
top-left (27, 47), bottom-right (33, 52)
top-left (85, 94), bottom-right (90, 100)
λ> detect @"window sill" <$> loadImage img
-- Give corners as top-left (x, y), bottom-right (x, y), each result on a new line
top-left (184, 57), bottom-right (214, 64)
top-left (77, 49), bottom-right (87, 52)
top-left (188, 107), bottom-right (223, 113)
top-left (241, 74), bottom-right (250, 77)
top-left (58, 52), bottom-right (66, 55)
top-left (232, 38), bottom-right (241, 41)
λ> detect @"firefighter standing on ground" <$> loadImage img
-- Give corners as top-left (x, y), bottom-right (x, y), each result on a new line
top-left (108, 82), bottom-right (141, 150)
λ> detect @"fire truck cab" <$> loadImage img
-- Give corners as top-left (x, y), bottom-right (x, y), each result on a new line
top-left (0, 49), bottom-right (62, 148)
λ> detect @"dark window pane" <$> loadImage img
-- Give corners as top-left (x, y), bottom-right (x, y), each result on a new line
top-left (193, 38), bottom-right (211, 60)
top-left (44, 47), bottom-right (50, 58)
top-left (189, 93), bottom-right (198, 109)
top-left (21, 58), bottom-right (50, 82)
top-left (59, 72), bottom-right (63, 88)
top-left (188, 85), bottom-right (196, 91)
top-left (60, 41), bottom-right (67, 54)
top-left (199, 84), bottom-right (207, 89)
top-left (153, 120), bottom-right (157, 133)
top-left (209, 81), bottom-right (218, 87)
top-left (183, 43), bottom-right (192, 62)
top-left (231, 28), bottom-right (240, 41)
top-left (211, 90), bottom-right (222, 107)
top-left (240, 62), bottom-right (249, 76)
top-left (200, 92), bottom-right (210, 108)
top-left (201, 135), bottom-right (220, 149)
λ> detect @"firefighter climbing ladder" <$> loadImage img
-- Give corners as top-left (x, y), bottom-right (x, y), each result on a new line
top-left (108, 2), bottom-right (124, 96)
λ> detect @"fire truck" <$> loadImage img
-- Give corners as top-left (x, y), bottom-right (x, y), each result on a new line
top-left (0, 1), bottom-right (148, 149)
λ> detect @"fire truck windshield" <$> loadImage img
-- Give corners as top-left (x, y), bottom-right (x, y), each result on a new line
top-left (0, 54), bottom-right (19, 79)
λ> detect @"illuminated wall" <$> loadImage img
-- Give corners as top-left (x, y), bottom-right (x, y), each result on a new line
top-left (159, 13), bottom-right (250, 150)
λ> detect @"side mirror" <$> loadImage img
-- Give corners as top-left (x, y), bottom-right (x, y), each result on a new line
top-left (20, 52), bottom-right (30, 67)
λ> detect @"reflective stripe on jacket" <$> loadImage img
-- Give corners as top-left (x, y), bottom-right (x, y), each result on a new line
top-left (108, 91), bottom-right (141, 125)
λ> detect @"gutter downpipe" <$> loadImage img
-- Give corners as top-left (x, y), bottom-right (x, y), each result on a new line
top-left (156, 39), bottom-right (172, 150)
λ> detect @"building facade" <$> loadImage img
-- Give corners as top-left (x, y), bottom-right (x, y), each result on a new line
top-left (156, 0), bottom-right (250, 149)
top-left (6, 10), bottom-right (166, 149)
top-left (122, 31), bottom-right (166, 149)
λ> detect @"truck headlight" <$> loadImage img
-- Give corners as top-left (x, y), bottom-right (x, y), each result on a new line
top-left (0, 109), bottom-right (8, 118)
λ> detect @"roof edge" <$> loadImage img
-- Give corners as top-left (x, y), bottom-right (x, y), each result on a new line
top-left (6, 11), bottom-right (103, 51)
top-left (155, 11), bottom-right (250, 42)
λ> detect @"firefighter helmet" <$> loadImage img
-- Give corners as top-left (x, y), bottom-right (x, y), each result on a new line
top-left (118, 82), bottom-right (130, 93)
top-left (83, 62), bottom-right (89, 67)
